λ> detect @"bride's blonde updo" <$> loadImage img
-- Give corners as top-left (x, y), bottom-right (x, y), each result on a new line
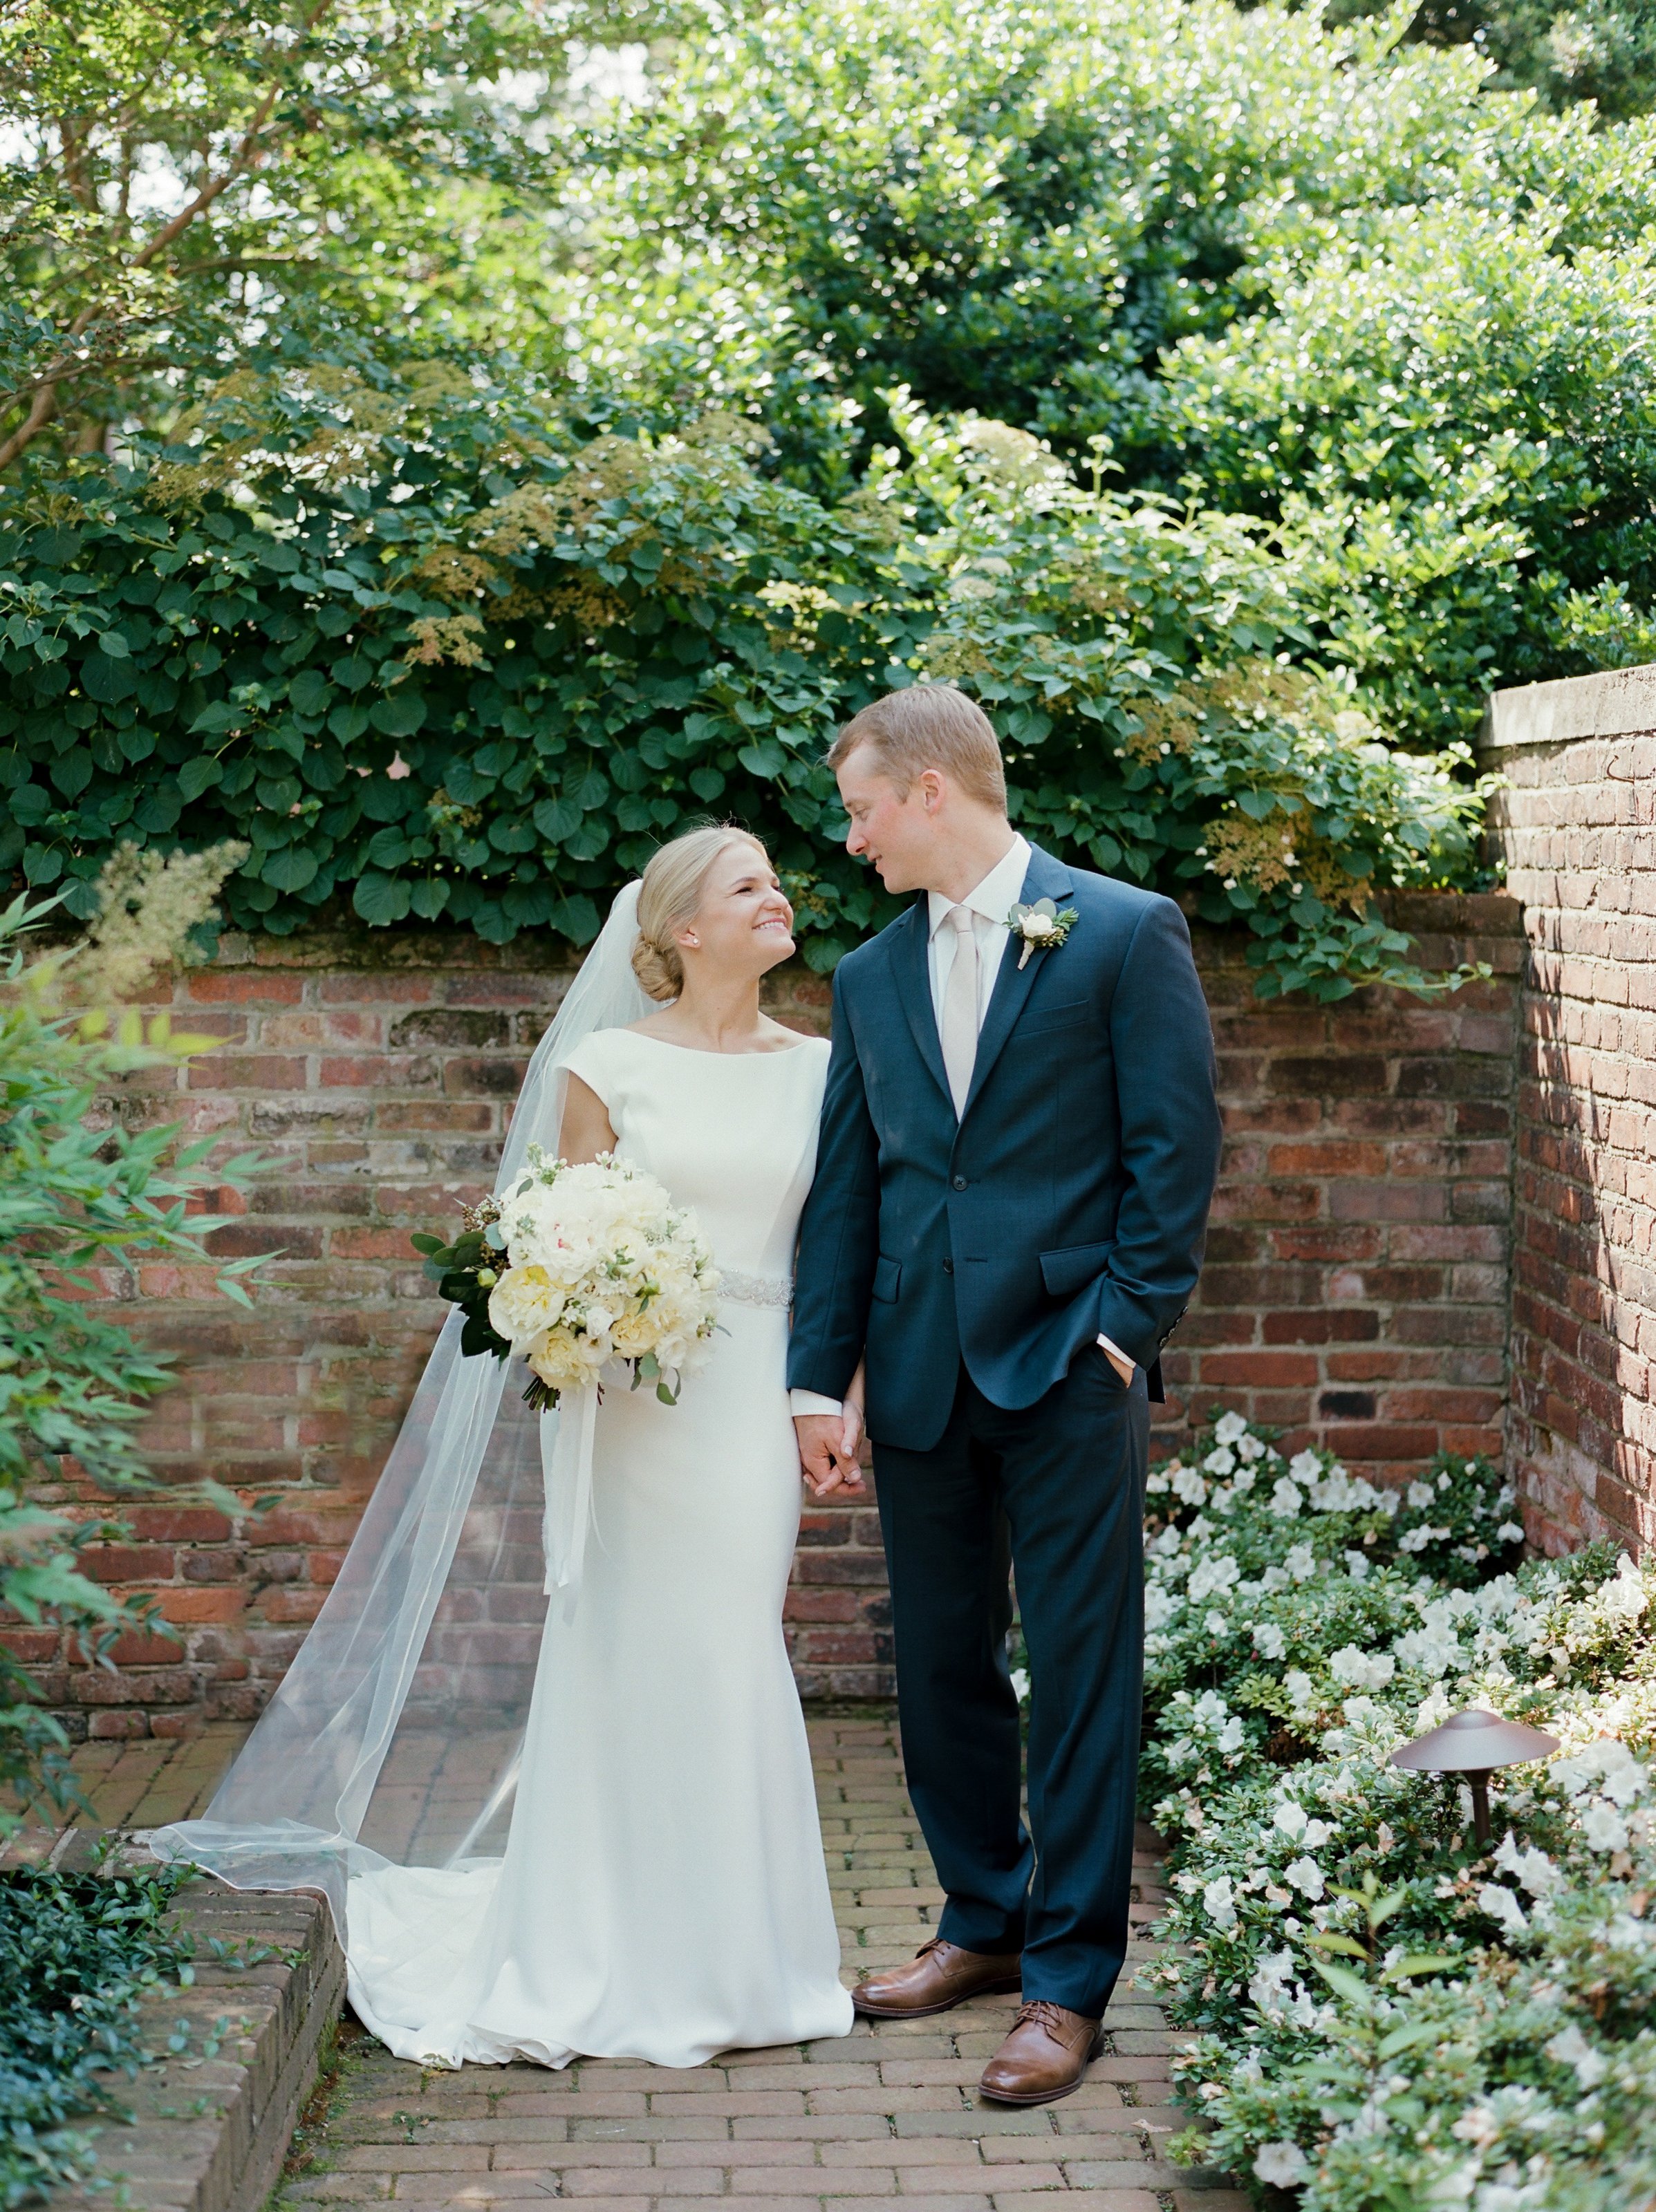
top-left (631, 825), bottom-right (771, 1002)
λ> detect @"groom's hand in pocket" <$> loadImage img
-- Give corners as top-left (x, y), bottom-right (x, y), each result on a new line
top-left (794, 1412), bottom-right (865, 1498)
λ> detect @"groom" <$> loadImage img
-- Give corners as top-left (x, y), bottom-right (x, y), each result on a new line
top-left (790, 684), bottom-right (1222, 2105)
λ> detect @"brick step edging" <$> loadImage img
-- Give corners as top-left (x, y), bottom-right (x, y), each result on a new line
top-left (52, 1842), bottom-right (344, 2212)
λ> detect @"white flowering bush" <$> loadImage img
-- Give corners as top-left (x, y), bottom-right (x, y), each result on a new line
top-left (1139, 1412), bottom-right (1656, 2211)
top-left (483, 1147), bottom-right (720, 1410)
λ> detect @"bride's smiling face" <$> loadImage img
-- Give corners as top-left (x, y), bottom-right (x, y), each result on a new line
top-left (676, 844), bottom-right (795, 982)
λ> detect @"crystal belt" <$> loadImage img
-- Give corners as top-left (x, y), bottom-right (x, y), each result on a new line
top-left (720, 1268), bottom-right (792, 1311)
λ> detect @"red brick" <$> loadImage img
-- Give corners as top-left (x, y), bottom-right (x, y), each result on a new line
top-left (155, 1589), bottom-right (250, 1624)
top-left (79, 1546), bottom-right (174, 1584)
top-left (185, 971), bottom-right (304, 1003)
top-left (59, 899), bottom-right (1553, 1729)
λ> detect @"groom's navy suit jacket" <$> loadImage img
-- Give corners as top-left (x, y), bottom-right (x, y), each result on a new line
top-left (788, 843), bottom-right (1222, 1452)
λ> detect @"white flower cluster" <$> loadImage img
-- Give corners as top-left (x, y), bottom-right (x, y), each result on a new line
top-left (486, 1145), bottom-right (720, 1402)
top-left (1146, 1421), bottom-right (1656, 2211)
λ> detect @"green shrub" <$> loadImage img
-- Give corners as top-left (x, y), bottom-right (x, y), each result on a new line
top-left (0, 847), bottom-right (262, 1826)
top-left (0, 367), bottom-right (1487, 998)
top-left (0, 1860), bottom-right (192, 2208)
top-left (577, 0), bottom-right (1656, 735)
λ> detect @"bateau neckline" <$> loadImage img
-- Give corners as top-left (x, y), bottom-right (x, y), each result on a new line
top-left (615, 1030), bottom-right (823, 1060)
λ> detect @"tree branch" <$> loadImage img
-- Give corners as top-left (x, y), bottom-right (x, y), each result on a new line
top-left (0, 381), bottom-right (59, 473)
top-left (127, 0), bottom-right (338, 274)
top-left (174, 250), bottom-right (315, 278)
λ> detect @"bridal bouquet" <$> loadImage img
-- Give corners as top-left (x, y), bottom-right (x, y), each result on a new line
top-left (413, 1145), bottom-right (720, 1412)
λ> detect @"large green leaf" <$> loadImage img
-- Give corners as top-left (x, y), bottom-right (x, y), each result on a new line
top-left (353, 870), bottom-right (413, 925)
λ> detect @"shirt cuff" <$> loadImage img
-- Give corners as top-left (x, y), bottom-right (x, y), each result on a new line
top-left (790, 1389), bottom-right (844, 1418)
top-left (1096, 1332), bottom-right (1134, 1374)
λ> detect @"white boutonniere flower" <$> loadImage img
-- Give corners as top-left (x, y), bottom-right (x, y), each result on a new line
top-left (1006, 897), bottom-right (1079, 968)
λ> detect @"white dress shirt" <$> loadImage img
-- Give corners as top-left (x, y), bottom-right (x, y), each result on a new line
top-left (791, 834), bottom-right (1131, 1421)
top-left (924, 834), bottom-right (1032, 1034)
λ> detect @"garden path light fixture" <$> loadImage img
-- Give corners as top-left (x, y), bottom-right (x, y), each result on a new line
top-left (1390, 1709), bottom-right (1561, 1846)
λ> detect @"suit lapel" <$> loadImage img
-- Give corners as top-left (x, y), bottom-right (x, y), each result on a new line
top-left (890, 896), bottom-right (953, 1110)
top-left (960, 844), bottom-right (1074, 1122)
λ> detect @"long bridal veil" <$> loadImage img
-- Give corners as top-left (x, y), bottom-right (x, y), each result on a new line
top-left (148, 885), bottom-right (654, 1930)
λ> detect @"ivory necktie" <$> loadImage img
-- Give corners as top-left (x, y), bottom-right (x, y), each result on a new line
top-left (940, 904), bottom-right (980, 1116)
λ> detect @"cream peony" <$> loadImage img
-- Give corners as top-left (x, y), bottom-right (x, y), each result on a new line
top-left (485, 1145), bottom-right (720, 1411)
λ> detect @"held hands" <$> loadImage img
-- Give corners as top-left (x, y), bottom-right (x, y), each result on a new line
top-left (794, 1405), bottom-right (866, 1499)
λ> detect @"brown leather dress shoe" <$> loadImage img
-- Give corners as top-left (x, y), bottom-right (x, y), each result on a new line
top-left (853, 1936), bottom-right (1023, 2018)
top-left (978, 2000), bottom-right (1103, 2104)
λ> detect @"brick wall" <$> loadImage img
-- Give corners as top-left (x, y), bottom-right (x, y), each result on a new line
top-left (39, 893), bottom-right (1523, 1730)
top-left (1485, 664), bottom-right (1656, 1554)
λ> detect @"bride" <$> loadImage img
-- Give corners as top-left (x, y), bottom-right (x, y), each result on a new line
top-left (151, 826), bottom-right (858, 2069)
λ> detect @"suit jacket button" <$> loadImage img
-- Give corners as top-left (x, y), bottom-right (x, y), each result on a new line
top-left (942, 1258), bottom-right (954, 1275)
top-left (951, 1174), bottom-right (967, 1190)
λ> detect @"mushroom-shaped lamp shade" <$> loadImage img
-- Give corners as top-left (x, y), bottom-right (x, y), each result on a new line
top-left (1390, 1709), bottom-right (1561, 1844)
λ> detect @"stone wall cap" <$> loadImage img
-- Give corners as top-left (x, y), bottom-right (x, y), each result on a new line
top-left (1482, 662), bottom-right (1656, 751)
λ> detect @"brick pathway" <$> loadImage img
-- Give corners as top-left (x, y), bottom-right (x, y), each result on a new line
top-left (275, 1712), bottom-right (1241, 2212)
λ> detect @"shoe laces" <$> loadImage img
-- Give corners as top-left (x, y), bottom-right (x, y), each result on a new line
top-left (1014, 1999), bottom-right (1077, 2041)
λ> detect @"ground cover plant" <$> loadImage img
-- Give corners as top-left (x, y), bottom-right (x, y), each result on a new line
top-left (0, 1859), bottom-right (192, 2207)
top-left (1138, 1414), bottom-right (1656, 2209)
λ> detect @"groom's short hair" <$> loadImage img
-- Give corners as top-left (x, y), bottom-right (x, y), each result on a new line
top-left (828, 684), bottom-right (1007, 812)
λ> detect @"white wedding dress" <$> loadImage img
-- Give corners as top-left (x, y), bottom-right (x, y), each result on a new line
top-left (340, 1027), bottom-right (853, 2069)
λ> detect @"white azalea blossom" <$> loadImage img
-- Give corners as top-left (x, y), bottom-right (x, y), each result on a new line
top-left (1188, 1553), bottom-right (1241, 1604)
top-left (1578, 1802), bottom-right (1630, 1853)
top-left (1268, 1476), bottom-right (1305, 1519)
top-left (1602, 1554), bottom-right (1650, 1621)
top-left (1274, 1800), bottom-right (1333, 1849)
top-left (1203, 1874), bottom-right (1238, 1931)
top-left (1478, 1882), bottom-right (1529, 1938)
top-left (1395, 1619), bottom-right (1465, 1679)
top-left (1492, 1833), bottom-right (1556, 1896)
top-left (1330, 1644), bottom-right (1396, 1691)
top-left (1552, 1737), bottom-right (1646, 1807)
top-left (1171, 1465), bottom-right (1209, 1507)
top-left (1545, 2023), bottom-right (1608, 2089)
top-left (1144, 1584), bottom-right (1176, 1632)
top-left (1310, 1466), bottom-right (1379, 1512)
top-left (1254, 2141), bottom-right (1310, 2186)
top-left (1399, 1524), bottom-right (1451, 1553)
top-left (1285, 1854), bottom-right (1326, 1900)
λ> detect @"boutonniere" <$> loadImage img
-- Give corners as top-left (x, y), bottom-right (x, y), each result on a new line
top-left (1007, 898), bottom-right (1079, 968)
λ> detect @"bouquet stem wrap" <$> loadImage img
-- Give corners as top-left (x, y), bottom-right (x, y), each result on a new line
top-left (540, 1382), bottom-right (602, 1613)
